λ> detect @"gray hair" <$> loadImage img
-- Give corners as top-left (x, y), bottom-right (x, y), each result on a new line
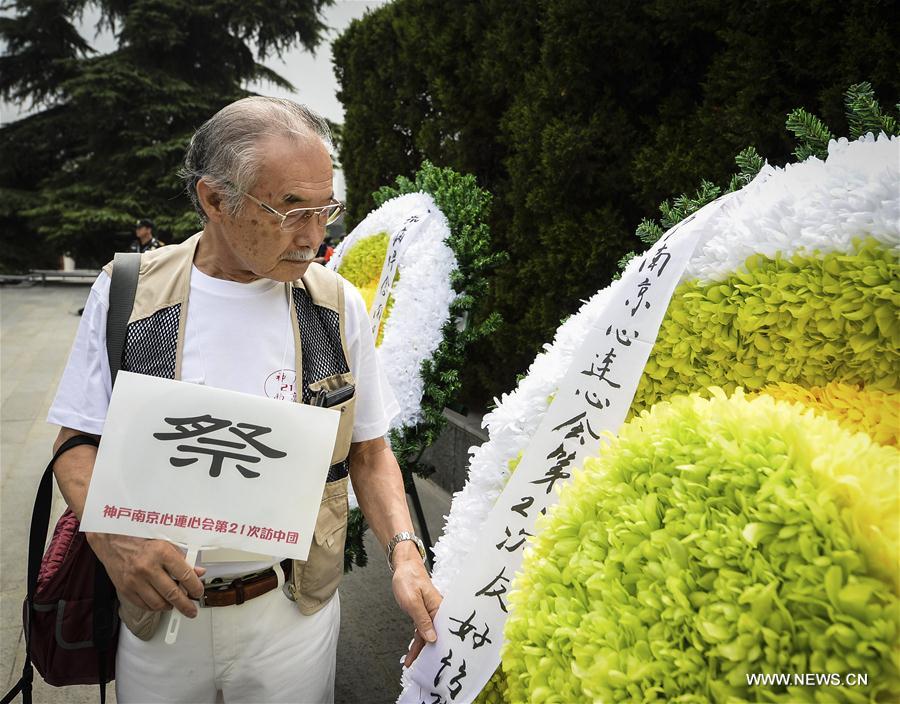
top-left (180, 96), bottom-right (333, 222)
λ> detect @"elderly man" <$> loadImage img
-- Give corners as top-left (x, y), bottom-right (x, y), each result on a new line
top-left (48, 97), bottom-right (441, 702)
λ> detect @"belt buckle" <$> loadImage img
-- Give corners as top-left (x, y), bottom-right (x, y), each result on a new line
top-left (198, 576), bottom-right (228, 608)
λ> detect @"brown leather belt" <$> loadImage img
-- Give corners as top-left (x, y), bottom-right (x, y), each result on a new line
top-left (200, 568), bottom-right (279, 608)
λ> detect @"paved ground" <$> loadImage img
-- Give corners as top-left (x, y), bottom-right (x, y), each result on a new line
top-left (1, 282), bottom-right (452, 704)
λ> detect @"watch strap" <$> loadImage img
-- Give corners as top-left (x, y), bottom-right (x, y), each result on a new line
top-left (386, 531), bottom-right (426, 572)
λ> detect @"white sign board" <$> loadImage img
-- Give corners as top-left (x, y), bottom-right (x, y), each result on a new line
top-left (80, 372), bottom-right (340, 561)
top-left (398, 193), bottom-right (740, 704)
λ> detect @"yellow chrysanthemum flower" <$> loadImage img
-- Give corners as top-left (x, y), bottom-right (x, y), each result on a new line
top-left (336, 232), bottom-right (398, 346)
top-left (758, 381), bottom-right (900, 447)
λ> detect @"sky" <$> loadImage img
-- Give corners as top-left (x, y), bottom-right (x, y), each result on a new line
top-left (1, 0), bottom-right (390, 198)
top-left (244, 0), bottom-right (389, 123)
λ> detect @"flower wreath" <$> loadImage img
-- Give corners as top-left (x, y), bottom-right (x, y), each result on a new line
top-left (330, 191), bottom-right (457, 431)
top-left (330, 162), bottom-right (501, 570)
top-left (429, 88), bottom-right (899, 702)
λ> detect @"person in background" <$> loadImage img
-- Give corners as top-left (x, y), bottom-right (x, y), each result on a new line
top-left (131, 218), bottom-right (165, 253)
top-left (77, 221), bottom-right (164, 315)
top-left (75, 220), bottom-right (163, 316)
top-left (313, 238), bottom-right (335, 265)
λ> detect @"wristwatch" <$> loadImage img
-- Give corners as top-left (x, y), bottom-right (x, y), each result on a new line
top-left (386, 531), bottom-right (427, 572)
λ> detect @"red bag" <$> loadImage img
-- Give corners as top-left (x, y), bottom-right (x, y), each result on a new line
top-left (2, 436), bottom-right (118, 704)
top-left (27, 507), bottom-right (118, 687)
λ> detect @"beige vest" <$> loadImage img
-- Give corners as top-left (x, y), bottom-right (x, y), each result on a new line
top-left (104, 233), bottom-right (357, 639)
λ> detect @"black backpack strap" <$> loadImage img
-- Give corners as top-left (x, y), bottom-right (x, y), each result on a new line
top-left (93, 254), bottom-right (139, 700)
top-left (27, 435), bottom-right (101, 602)
top-left (106, 252), bottom-right (141, 386)
top-left (0, 673), bottom-right (29, 704)
top-left (91, 253), bottom-right (139, 699)
top-left (93, 555), bottom-right (116, 702)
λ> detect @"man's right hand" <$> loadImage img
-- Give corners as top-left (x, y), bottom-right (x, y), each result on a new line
top-left (87, 532), bottom-right (206, 617)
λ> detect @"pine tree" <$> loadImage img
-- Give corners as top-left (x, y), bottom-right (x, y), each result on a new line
top-left (0, 0), bottom-right (91, 104)
top-left (785, 109), bottom-right (835, 161)
top-left (0, 0), bottom-right (332, 270)
top-left (845, 81), bottom-right (898, 138)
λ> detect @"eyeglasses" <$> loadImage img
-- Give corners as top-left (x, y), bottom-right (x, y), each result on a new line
top-left (242, 192), bottom-right (345, 231)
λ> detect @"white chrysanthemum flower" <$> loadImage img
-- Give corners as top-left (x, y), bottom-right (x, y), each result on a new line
top-left (684, 133), bottom-right (899, 283)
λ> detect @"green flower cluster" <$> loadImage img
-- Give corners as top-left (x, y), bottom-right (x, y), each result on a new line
top-left (474, 669), bottom-right (510, 704)
top-left (503, 390), bottom-right (899, 703)
top-left (632, 240), bottom-right (899, 414)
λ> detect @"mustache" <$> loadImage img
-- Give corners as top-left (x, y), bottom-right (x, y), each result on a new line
top-left (280, 247), bottom-right (316, 262)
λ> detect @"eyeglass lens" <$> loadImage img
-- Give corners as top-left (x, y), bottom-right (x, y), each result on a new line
top-left (282, 205), bottom-right (343, 231)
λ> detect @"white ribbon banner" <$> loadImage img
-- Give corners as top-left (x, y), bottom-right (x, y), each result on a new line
top-left (80, 372), bottom-right (340, 561)
top-left (369, 210), bottom-right (430, 338)
top-left (398, 193), bottom-right (738, 704)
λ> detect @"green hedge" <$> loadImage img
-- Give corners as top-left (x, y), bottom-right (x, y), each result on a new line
top-left (332, 0), bottom-right (900, 407)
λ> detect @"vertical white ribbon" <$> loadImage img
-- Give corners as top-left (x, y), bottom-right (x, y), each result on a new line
top-left (369, 210), bottom-right (430, 338)
top-left (398, 193), bottom-right (739, 704)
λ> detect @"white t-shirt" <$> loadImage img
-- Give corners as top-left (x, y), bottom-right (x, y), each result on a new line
top-left (48, 266), bottom-right (399, 579)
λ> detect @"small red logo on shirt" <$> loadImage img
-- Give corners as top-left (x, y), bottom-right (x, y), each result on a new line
top-left (265, 370), bottom-right (297, 401)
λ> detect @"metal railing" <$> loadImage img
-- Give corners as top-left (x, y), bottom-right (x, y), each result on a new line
top-left (0, 269), bottom-right (100, 285)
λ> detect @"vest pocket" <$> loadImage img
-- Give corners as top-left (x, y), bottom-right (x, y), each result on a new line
top-left (307, 373), bottom-right (356, 465)
top-left (308, 372), bottom-right (354, 396)
top-left (291, 479), bottom-right (349, 614)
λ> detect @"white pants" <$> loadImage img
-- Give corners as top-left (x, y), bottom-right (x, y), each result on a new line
top-left (115, 578), bottom-right (340, 704)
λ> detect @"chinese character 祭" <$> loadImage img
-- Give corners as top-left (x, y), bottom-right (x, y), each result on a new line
top-left (47, 97), bottom-right (440, 701)
top-left (426, 119), bottom-right (899, 702)
top-left (153, 415), bottom-right (287, 478)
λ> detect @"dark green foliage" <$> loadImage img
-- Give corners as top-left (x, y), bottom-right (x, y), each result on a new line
top-left (785, 109), bottom-right (835, 161)
top-left (333, 0), bottom-right (900, 406)
top-left (845, 81), bottom-right (898, 138)
top-left (635, 219), bottom-right (665, 247)
top-left (342, 161), bottom-right (502, 570)
top-left (619, 177), bottom-right (728, 267)
top-left (1, 0), bottom-right (331, 271)
top-left (613, 251), bottom-right (637, 280)
top-left (343, 507), bottom-right (369, 572)
top-left (623, 85), bottom-right (899, 263)
top-left (660, 181), bottom-right (722, 231)
top-left (727, 146), bottom-right (765, 192)
top-left (333, 0), bottom-right (532, 228)
top-left (0, 0), bottom-right (92, 104)
top-left (785, 83), bottom-right (899, 168)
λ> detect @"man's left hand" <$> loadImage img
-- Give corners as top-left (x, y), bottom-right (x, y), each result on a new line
top-left (392, 543), bottom-right (442, 667)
